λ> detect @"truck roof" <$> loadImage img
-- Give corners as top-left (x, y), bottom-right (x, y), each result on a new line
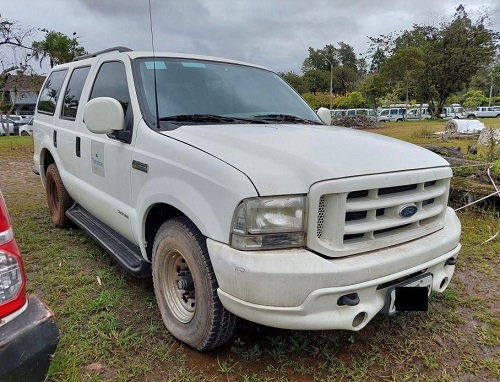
top-left (71, 46), bottom-right (267, 71)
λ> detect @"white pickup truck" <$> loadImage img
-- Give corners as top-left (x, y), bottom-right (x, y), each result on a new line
top-left (32, 47), bottom-right (461, 351)
top-left (466, 106), bottom-right (500, 118)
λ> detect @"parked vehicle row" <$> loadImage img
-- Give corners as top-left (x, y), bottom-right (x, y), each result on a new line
top-left (0, 115), bottom-right (34, 136)
top-left (333, 104), bottom-right (500, 122)
top-left (330, 108), bottom-right (389, 122)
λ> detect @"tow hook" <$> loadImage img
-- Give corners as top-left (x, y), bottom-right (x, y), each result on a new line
top-left (445, 257), bottom-right (457, 266)
top-left (337, 293), bottom-right (360, 306)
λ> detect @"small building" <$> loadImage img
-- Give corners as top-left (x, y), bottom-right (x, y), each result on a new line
top-left (1, 74), bottom-right (45, 116)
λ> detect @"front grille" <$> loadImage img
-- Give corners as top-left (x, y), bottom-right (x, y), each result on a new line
top-left (309, 168), bottom-right (451, 257)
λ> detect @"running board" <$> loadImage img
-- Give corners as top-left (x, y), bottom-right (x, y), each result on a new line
top-left (66, 204), bottom-right (151, 278)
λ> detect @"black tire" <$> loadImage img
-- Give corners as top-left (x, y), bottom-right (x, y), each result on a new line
top-left (46, 163), bottom-right (74, 228)
top-left (152, 217), bottom-right (238, 351)
top-left (467, 114), bottom-right (475, 119)
top-left (21, 131), bottom-right (30, 136)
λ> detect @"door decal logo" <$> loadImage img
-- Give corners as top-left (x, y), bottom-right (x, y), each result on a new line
top-left (91, 141), bottom-right (105, 177)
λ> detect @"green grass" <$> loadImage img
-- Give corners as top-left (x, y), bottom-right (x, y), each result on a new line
top-left (1, 131), bottom-right (499, 381)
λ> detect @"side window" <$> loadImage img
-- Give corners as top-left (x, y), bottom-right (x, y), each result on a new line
top-left (89, 61), bottom-right (130, 115)
top-left (61, 66), bottom-right (91, 120)
top-left (37, 70), bottom-right (68, 115)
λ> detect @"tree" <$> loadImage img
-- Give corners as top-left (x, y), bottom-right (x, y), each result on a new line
top-left (380, 47), bottom-right (425, 106)
top-left (31, 30), bottom-right (86, 68)
top-left (0, 15), bottom-right (35, 135)
top-left (369, 6), bottom-right (499, 118)
top-left (278, 71), bottom-right (309, 94)
top-left (337, 42), bottom-right (358, 72)
top-left (302, 43), bottom-right (364, 99)
top-left (361, 72), bottom-right (388, 109)
top-left (303, 70), bottom-right (330, 94)
top-left (332, 65), bottom-right (357, 95)
top-left (331, 91), bottom-right (366, 109)
top-left (301, 45), bottom-right (338, 73)
top-left (369, 48), bottom-right (386, 73)
top-left (462, 89), bottom-right (489, 108)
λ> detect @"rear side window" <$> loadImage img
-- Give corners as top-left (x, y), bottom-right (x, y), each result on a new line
top-left (37, 69), bottom-right (68, 115)
top-left (61, 66), bottom-right (91, 120)
top-left (89, 61), bottom-right (130, 115)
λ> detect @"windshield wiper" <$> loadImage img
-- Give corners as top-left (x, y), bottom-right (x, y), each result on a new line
top-left (252, 113), bottom-right (323, 125)
top-left (158, 114), bottom-right (267, 124)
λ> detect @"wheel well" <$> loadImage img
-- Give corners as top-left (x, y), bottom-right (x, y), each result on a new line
top-left (42, 149), bottom-right (55, 176)
top-left (145, 203), bottom-right (187, 261)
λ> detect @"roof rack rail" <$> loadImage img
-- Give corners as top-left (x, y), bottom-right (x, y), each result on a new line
top-left (73, 46), bottom-right (132, 61)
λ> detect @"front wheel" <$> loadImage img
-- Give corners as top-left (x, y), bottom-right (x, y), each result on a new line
top-left (152, 217), bottom-right (238, 351)
top-left (45, 163), bottom-right (74, 228)
top-left (20, 131), bottom-right (30, 136)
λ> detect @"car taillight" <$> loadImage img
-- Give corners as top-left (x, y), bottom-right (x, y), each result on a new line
top-left (0, 191), bottom-right (27, 319)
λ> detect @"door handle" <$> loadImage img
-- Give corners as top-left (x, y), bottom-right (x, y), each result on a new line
top-left (76, 137), bottom-right (81, 157)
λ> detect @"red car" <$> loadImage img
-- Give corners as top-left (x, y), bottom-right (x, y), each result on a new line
top-left (0, 190), bottom-right (59, 381)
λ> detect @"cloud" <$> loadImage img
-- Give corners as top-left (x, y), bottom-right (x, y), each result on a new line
top-left (2, 0), bottom-right (499, 74)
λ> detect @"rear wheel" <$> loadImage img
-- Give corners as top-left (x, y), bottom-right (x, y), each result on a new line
top-left (46, 164), bottom-right (73, 228)
top-left (152, 217), bottom-right (238, 351)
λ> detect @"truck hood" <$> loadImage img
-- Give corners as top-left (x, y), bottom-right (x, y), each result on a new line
top-left (165, 124), bottom-right (450, 196)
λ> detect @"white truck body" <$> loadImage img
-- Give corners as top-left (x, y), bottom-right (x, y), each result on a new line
top-left (378, 108), bottom-right (406, 122)
top-left (466, 106), bottom-right (500, 118)
top-left (406, 107), bottom-right (431, 120)
top-left (32, 48), bottom-right (461, 350)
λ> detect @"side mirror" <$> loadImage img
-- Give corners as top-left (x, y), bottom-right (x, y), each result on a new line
top-left (317, 107), bottom-right (332, 125)
top-left (84, 97), bottom-right (125, 134)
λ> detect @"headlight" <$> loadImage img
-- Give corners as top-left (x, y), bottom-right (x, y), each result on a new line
top-left (231, 196), bottom-right (307, 250)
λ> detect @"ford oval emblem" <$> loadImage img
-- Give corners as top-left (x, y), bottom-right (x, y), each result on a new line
top-left (399, 204), bottom-right (418, 218)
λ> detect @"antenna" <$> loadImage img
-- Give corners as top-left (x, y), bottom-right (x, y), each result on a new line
top-left (148, 0), bottom-right (160, 130)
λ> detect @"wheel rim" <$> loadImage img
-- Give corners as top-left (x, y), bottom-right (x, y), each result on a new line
top-left (47, 177), bottom-right (60, 215)
top-left (160, 250), bottom-right (196, 323)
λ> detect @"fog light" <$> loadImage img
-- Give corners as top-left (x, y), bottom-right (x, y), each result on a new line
top-left (352, 312), bottom-right (366, 328)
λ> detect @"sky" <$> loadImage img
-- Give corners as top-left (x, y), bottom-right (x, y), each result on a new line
top-left (1, 0), bottom-right (499, 75)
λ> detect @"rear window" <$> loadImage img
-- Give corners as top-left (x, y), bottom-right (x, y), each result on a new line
top-left (61, 66), bottom-right (91, 120)
top-left (37, 70), bottom-right (68, 115)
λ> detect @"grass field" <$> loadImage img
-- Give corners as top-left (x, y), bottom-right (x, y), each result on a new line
top-left (0, 121), bottom-right (499, 381)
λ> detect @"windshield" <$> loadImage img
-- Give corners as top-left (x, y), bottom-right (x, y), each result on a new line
top-left (133, 58), bottom-right (321, 130)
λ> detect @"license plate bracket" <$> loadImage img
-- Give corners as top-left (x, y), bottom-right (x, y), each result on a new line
top-left (380, 273), bottom-right (432, 315)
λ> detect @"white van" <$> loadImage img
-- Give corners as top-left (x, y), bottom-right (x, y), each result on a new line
top-left (406, 107), bottom-right (431, 120)
top-left (379, 108), bottom-right (406, 122)
top-left (33, 47), bottom-right (461, 350)
top-left (441, 106), bottom-right (465, 119)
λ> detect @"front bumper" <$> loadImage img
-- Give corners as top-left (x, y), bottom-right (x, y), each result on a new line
top-left (0, 295), bottom-right (59, 382)
top-left (208, 208), bottom-right (461, 331)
